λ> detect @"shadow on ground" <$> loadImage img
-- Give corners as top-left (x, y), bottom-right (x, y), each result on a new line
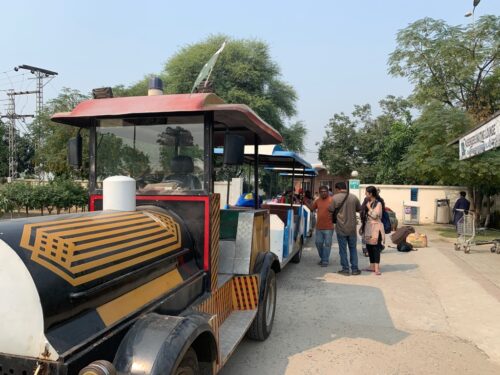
top-left (220, 243), bottom-right (410, 375)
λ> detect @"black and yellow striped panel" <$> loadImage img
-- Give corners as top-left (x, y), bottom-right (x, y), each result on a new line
top-left (19, 211), bottom-right (182, 286)
top-left (194, 278), bottom-right (233, 329)
top-left (232, 276), bottom-right (259, 310)
top-left (210, 194), bottom-right (220, 291)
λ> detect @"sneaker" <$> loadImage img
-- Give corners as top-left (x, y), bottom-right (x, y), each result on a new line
top-left (351, 270), bottom-right (361, 275)
top-left (337, 269), bottom-right (350, 276)
top-left (321, 263), bottom-right (328, 267)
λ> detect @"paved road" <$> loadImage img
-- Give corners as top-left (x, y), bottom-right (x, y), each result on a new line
top-left (220, 228), bottom-right (500, 375)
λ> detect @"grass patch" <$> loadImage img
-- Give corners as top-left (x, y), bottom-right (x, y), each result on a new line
top-left (437, 227), bottom-right (500, 241)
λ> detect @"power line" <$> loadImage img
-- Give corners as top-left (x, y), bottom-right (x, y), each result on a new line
top-left (1, 65), bottom-right (58, 180)
top-left (13, 65), bottom-right (58, 152)
top-left (0, 73), bottom-right (27, 81)
top-left (0, 90), bottom-right (35, 180)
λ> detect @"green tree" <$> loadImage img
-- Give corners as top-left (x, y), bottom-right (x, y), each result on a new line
top-left (280, 121), bottom-right (307, 153)
top-left (0, 121), bottom-right (33, 178)
top-left (16, 132), bottom-right (35, 176)
top-left (389, 15), bottom-right (500, 120)
top-left (3, 182), bottom-right (34, 216)
top-left (121, 145), bottom-right (151, 177)
top-left (31, 88), bottom-right (90, 177)
top-left (113, 78), bottom-right (151, 97)
top-left (357, 96), bottom-right (415, 183)
top-left (375, 120), bottom-right (415, 184)
top-left (318, 113), bottom-right (361, 177)
top-left (116, 35), bottom-right (304, 150)
top-left (399, 103), bottom-right (500, 219)
top-left (319, 96), bottom-right (414, 183)
top-left (96, 133), bottom-right (125, 178)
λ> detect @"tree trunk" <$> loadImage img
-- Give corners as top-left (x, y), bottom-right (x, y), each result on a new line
top-left (472, 187), bottom-right (483, 226)
top-left (484, 195), bottom-right (493, 228)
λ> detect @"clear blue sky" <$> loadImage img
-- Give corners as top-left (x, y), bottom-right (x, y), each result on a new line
top-left (1, 0), bottom-right (498, 163)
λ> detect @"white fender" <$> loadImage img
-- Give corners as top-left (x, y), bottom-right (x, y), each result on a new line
top-left (0, 239), bottom-right (58, 359)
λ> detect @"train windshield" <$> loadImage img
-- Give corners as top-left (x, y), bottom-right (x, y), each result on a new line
top-left (96, 115), bottom-right (205, 194)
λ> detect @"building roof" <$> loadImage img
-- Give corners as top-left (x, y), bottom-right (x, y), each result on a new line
top-left (51, 93), bottom-right (282, 145)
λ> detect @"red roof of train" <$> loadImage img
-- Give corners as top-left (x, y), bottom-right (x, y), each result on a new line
top-left (51, 93), bottom-right (282, 145)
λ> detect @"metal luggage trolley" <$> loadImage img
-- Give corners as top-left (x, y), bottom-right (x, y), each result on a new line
top-left (454, 210), bottom-right (475, 253)
top-left (454, 209), bottom-right (500, 254)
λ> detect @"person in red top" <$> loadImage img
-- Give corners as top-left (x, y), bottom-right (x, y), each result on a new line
top-left (309, 185), bottom-right (334, 266)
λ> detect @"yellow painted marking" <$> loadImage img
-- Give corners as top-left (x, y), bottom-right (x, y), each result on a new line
top-left (97, 269), bottom-right (183, 326)
top-left (72, 227), bottom-right (167, 255)
top-left (19, 212), bottom-right (141, 249)
top-left (21, 211), bottom-right (183, 286)
top-left (58, 221), bottom-right (159, 244)
top-left (32, 217), bottom-right (152, 243)
top-left (33, 239), bottom-right (182, 286)
top-left (231, 276), bottom-right (259, 311)
top-left (22, 215), bottom-right (149, 253)
top-left (70, 234), bottom-right (176, 268)
top-left (22, 212), bottom-right (144, 238)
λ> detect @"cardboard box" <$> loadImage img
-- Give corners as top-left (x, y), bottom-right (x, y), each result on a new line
top-left (407, 233), bottom-right (428, 248)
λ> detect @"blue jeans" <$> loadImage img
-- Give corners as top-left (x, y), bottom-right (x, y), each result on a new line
top-left (315, 229), bottom-right (334, 264)
top-left (337, 233), bottom-right (359, 271)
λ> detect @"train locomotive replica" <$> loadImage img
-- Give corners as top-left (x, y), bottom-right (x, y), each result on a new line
top-left (0, 83), bottom-right (284, 375)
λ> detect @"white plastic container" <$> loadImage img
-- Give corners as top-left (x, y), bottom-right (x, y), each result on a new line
top-left (103, 176), bottom-right (136, 211)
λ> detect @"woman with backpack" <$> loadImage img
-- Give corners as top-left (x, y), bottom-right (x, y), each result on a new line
top-left (362, 186), bottom-right (385, 275)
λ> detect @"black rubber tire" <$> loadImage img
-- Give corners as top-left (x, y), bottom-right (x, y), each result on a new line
top-left (174, 348), bottom-right (200, 375)
top-left (291, 236), bottom-right (304, 264)
top-left (246, 269), bottom-right (276, 341)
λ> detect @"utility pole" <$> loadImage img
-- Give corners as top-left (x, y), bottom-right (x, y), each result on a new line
top-left (1, 90), bottom-right (36, 181)
top-left (14, 65), bottom-right (58, 150)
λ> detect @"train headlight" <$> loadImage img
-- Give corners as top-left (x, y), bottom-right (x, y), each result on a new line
top-left (78, 360), bottom-right (116, 375)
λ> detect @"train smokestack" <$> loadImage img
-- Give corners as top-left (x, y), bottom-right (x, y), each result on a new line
top-left (103, 176), bottom-right (136, 211)
top-left (148, 77), bottom-right (164, 96)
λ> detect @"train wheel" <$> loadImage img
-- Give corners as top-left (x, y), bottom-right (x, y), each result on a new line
top-left (174, 348), bottom-right (199, 375)
top-left (247, 269), bottom-right (276, 341)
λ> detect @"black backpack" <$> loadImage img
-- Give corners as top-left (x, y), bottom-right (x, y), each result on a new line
top-left (397, 242), bottom-right (414, 252)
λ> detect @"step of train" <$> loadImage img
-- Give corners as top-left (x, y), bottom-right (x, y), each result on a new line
top-left (193, 274), bottom-right (260, 367)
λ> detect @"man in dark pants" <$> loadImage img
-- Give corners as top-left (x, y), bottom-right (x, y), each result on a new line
top-left (453, 191), bottom-right (470, 228)
top-left (330, 181), bottom-right (361, 275)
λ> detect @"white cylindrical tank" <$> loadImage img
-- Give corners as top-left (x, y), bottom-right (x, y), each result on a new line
top-left (103, 176), bottom-right (136, 211)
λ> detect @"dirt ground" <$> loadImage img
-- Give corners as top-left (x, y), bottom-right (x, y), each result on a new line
top-left (220, 226), bottom-right (500, 375)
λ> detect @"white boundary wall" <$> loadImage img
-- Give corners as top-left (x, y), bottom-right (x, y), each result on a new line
top-left (214, 178), bottom-right (244, 208)
top-left (357, 184), bottom-right (469, 224)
